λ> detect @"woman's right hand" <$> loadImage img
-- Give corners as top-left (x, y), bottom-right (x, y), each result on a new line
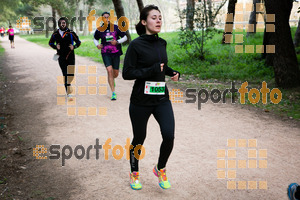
top-left (160, 63), bottom-right (164, 72)
top-left (97, 44), bottom-right (103, 49)
top-left (57, 43), bottom-right (60, 50)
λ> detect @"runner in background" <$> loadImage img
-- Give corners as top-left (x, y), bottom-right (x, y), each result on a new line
top-left (288, 183), bottom-right (300, 200)
top-left (123, 5), bottom-right (180, 190)
top-left (7, 26), bottom-right (14, 48)
top-left (48, 17), bottom-right (81, 100)
top-left (93, 11), bottom-right (127, 101)
top-left (0, 27), bottom-right (5, 38)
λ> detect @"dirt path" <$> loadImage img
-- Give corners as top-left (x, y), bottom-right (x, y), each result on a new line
top-left (0, 36), bottom-right (299, 200)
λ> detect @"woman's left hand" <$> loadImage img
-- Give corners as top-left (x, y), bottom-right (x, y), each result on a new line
top-left (171, 72), bottom-right (179, 81)
top-left (110, 39), bottom-right (118, 46)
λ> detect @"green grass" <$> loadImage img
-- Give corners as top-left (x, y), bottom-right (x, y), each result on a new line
top-left (172, 80), bottom-right (300, 120)
top-left (0, 42), bottom-right (4, 56)
top-left (20, 31), bottom-right (273, 82)
top-left (20, 28), bottom-right (300, 120)
top-left (243, 87), bottom-right (300, 120)
top-left (0, 176), bottom-right (7, 184)
top-left (19, 35), bottom-right (50, 47)
top-left (19, 28), bottom-right (300, 83)
top-left (0, 42), bottom-right (5, 81)
top-left (0, 155), bottom-right (7, 160)
top-left (168, 31), bottom-right (274, 83)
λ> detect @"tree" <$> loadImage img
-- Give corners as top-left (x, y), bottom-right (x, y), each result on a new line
top-left (263, 0), bottom-right (300, 88)
top-left (247, 0), bottom-right (265, 36)
top-left (179, 1), bottom-right (218, 60)
top-left (16, 2), bottom-right (37, 18)
top-left (205, 0), bottom-right (227, 28)
top-left (22, 0), bottom-right (69, 36)
top-left (123, 0), bottom-right (139, 33)
top-left (294, 19), bottom-right (300, 48)
top-left (66, 0), bottom-right (82, 32)
top-left (294, 5), bottom-right (300, 48)
top-left (221, 0), bottom-right (237, 44)
top-left (0, 0), bottom-right (21, 25)
top-left (111, 0), bottom-right (131, 43)
top-left (82, 0), bottom-right (122, 35)
top-left (176, 0), bottom-right (183, 28)
top-left (136, 0), bottom-right (144, 13)
top-left (186, 0), bottom-right (195, 30)
top-left (46, 0), bottom-right (66, 37)
top-left (24, 0), bottom-right (66, 17)
top-left (81, 0), bottom-right (96, 35)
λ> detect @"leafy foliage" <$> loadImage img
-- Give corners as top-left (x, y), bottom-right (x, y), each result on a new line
top-left (0, 0), bottom-right (20, 25)
top-left (178, 3), bottom-right (220, 60)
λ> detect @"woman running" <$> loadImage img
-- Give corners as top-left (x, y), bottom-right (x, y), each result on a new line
top-left (123, 5), bottom-right (180, 190)
top-left (7, 26), bottom-right (14, 48)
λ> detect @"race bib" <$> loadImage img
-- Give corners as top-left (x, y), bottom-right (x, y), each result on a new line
top-left (144, 81), bottom-right (166, 95)
top-left (106, 35), bottom-right (113, 42)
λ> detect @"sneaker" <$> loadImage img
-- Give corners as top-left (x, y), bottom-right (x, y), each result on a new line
top-left (130, 171), bottom-right (142, 190)
top-left (288, 183), bottom-right (299, 200)
top-left (67, 94), bottom-right (73, 101)
top-left (153, 165), bottom-right (171, 189)
top-left (111, 92), bottom-right (117, 101)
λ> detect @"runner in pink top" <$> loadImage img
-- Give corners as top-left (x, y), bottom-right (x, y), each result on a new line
top-left (0, 27), bottom-right (5, 37)
top-left (7, 26), bottom-right (15, 48)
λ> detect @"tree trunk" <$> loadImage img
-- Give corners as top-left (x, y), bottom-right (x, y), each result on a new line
top-left (112, 0), bottom-right (131, 43)
top-left (176, 0), bottom-right (183, 28)
top-left (203, 0), bottom-right (208, 28)
top-left (52, 6), bottom-right (56, 30)
top-left (208, 0), bottom-right (213, 27)
top-left (263, 0), bottom-right (300, 88)
top-left (247, 0), bottom-right (258, 36)
top-left (46, 6), bottom-right (56, 37)
top-left (294, 19), bottom-right (300, 47)
top-left (247, 0), bottom-right (265, 36)
top-left (221, 0), bottom-right (237, 44)
top-left (210, 0), bottom-right (228, 28)
top-left (73, 0), bottom-right (81, 33)
top-left (136, 0), bottom-right (144, 13)
top-left (83, 0), bottom-right (91, 36)
top-left (186, 0), bottom-right (195, 30)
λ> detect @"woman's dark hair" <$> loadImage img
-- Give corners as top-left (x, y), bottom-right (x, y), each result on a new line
top-left (135, 5), bottom-right (160, 36)
top-left (102, 12), bottom-right (110, 16)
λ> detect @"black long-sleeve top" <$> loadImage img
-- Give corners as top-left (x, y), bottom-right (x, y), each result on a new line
top-left (123, 34), bottom-right (180, 106)
top-left (49, 28), bottom-right (81, 59)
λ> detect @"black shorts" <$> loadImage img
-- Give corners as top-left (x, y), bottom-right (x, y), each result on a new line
top-left (9, 35), bottom-right (14, 41)
top-left (102, 55), bottom-right (120, 70)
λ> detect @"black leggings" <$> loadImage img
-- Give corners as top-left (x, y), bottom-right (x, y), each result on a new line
top-left (129, 100), bottom-right (175, 172)
top-left (58, 55), bottom-right (75, 92)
